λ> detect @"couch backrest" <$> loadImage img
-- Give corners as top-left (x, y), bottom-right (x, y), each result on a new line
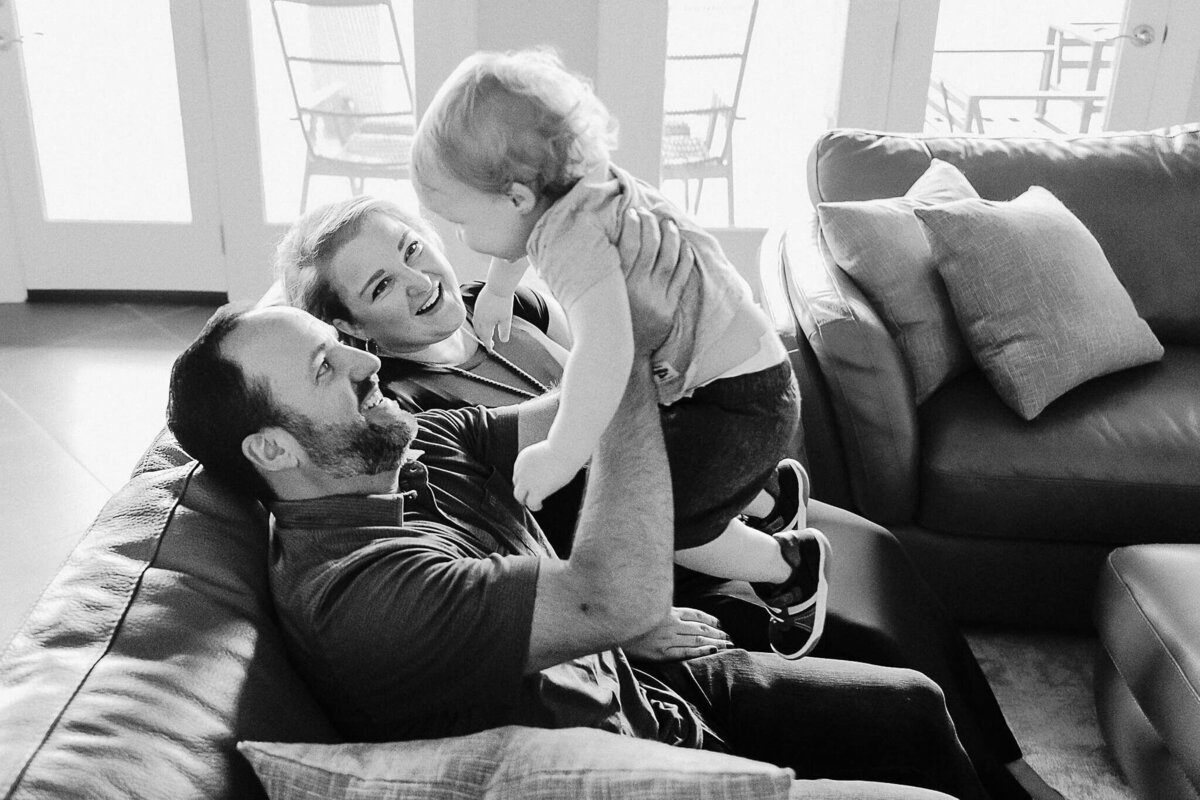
top-left (0, 431), bottom-right (338, 800)
top-left (808, 125), bottom-right (1200, 345)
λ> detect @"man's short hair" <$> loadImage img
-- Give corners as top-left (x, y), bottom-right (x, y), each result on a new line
top-left (167, 303), bottom-right (290, 500)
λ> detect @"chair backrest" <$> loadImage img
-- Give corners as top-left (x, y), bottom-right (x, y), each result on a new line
top-left (270, 0), bottom-right (415, 164)
top-left (661, 0), bottom-right (759, 164)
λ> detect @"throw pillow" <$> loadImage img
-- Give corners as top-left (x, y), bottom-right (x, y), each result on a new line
top-left (817, 158), bottom-right (979, 403)
top-left (914, 186), bottom-right (1164, 420)
top-left (239, 726), bottom-right (793, 800)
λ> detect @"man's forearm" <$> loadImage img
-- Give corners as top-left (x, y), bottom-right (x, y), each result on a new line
top-left (568, 357), bottom-right (673, 628)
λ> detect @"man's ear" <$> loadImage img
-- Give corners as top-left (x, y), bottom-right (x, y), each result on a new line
top-left (507, 182), bottom-right (539, 214)
top-left (332, 318), bottom-right (366, 343)
top-left (242, 427), bottom-right (301, 475)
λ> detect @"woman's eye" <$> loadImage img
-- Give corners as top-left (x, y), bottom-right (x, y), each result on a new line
top-left (403, 239), bottom-right (423, 262)
top-left (371, 275), bottom-right (393, 301)
top-left (316, 360), bottom-right (332, 380)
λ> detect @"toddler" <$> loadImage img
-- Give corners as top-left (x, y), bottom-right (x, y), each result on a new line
top-left (411, 48), bottom-right (829, 658)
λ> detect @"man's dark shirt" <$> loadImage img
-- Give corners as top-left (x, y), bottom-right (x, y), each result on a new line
top-left (268, 404), bottom-right (706, 745)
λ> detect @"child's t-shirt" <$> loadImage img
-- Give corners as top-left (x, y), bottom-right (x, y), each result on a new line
top-left (526, 161), bottom-right (779, 404)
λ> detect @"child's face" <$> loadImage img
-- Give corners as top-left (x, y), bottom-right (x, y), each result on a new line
top-left (415, 164), bottom-right (538, 262)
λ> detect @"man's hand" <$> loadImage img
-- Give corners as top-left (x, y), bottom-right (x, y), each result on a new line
top-left (513, 440), bottom-right (584, 511)
top-left (622, 607), bottom-right (732, 662)
top-left (472, 284), bottom-right (515, 349)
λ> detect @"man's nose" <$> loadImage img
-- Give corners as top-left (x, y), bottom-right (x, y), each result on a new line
top-left (341, 343), bottom-right (381, 378)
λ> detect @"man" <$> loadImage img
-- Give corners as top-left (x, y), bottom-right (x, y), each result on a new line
top-left (167, 303), bottom-right (988, 799)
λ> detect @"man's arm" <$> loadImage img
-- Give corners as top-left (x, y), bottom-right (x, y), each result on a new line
top-left (522, 357), bottom-right (673, 673)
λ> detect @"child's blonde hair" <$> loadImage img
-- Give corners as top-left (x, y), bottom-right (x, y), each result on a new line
top-left (413, 47), bottom-right (618, 201)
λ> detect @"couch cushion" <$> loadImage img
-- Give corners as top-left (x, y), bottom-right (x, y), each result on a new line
top-left (915, 186), bottom-right (1163, 420)
top-left (917, 346), bottom-right (1200, 544)
top-left (0, 431), bottom-right (338, 800)
top-left (1094, 545), bottom-right (1200, 797)
top-left (240, 726), bottom-right (796, 800)
top-left (808, 125), bottom-right (1200, 345)
top-left (817, 159), bottom-right (977, 404)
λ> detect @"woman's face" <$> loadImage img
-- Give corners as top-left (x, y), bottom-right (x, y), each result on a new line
top-left (327, 212), bottom-right (467, 354)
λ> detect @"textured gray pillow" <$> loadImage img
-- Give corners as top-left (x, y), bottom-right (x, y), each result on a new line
top-left (239, 726), bottom-right (793, 800)
top-left (817, 158), bottom-right (978, 404)
top-left (915, 187), bottom-right (1164, 420)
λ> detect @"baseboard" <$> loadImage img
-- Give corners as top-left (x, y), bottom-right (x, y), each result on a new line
top-left (26, 289), bottom-right (228, 306)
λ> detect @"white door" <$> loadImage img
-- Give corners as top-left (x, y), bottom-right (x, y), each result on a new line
top-left (1106, 0), bottom-right (1200, 130)
top-left (0, 0), bottom-right (226, 296)
top-left (844, 0), bottom-right (1193, 137)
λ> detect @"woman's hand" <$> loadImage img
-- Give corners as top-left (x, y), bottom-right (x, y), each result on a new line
top-left (622, 607), bottom-right (732, 662)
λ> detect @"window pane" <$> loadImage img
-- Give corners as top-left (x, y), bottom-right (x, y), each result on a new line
top-left (18, 0), bottom-right (191, 222)
top-left (250, 0), bottom-right (418, 224)
top-left (660, 0), bottom-right (829, 229)
top-left (927, 0), bottom-right (1126, 136)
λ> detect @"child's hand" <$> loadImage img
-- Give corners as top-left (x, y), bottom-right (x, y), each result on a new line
top-left (513, 440), bottom-right (582, 511)
top-left (472, 285), bottom-right (514, 350)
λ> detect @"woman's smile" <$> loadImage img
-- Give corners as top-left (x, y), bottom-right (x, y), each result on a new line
top-left (415, 281), bottom-right (443, 316)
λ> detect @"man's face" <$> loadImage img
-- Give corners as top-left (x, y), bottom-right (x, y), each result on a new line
top-left (224, 306), bottom-right (418, 479)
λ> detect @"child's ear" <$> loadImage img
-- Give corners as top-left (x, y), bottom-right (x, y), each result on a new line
top-left (507, 183), bottom-right (539, 214)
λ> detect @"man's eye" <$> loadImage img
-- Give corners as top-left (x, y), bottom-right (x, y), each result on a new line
top-left (371, 276), bottom-right (393, 301)
top-left (403, 239), bottom-right (423, 262)
top-left (316, 359), bottom-right (332, 380)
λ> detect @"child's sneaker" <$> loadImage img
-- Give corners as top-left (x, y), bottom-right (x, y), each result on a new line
top-left (753, 528), bottom-right (831, 659)
top-left (745, 458), bottom-right (809, 534)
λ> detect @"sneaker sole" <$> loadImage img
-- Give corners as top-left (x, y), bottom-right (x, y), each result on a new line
top-left (775, 458), bottom-right (810, 532)
top-left (768, 529), bottom-right (830, 659)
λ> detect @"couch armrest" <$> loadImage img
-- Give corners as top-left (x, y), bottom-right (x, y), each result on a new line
top-left (771, 220), bottom-right (919, 524)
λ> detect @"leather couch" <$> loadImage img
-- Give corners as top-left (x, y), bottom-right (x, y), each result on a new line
top-left (0, 429), bottom-right (950, 800)
top-left (1094, 544), bottom-right (1200, 800)
top-left (759, 124), bottom-right (1200, 629)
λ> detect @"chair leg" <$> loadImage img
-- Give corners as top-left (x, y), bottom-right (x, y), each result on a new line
top-left (694, 178), bottom-right (706, 216)
top-left (300, 168), bottom-right (312, 214)
top-left (726, 173), bottom-right (735, 227)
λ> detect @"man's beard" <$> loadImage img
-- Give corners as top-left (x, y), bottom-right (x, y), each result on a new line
top-left (283, 401), bottom-right (417, 479)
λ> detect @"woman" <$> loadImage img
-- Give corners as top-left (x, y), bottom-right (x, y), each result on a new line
top-left (274, 195), bottom-right (1065, 800)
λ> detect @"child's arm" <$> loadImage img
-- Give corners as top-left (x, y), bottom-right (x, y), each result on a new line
top-left (473, 256), bottom-right (529, 349)
top-left (512, 267), bottom-right (633, 510)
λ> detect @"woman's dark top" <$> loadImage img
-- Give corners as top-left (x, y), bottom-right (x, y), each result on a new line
top-left (377, 283), bottom-right (565, 414)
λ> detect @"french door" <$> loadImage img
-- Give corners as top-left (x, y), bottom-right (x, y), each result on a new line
top-left (0, 0), bottom-right (229, 299)
top-left (0, 0), bottom-right (419, 303)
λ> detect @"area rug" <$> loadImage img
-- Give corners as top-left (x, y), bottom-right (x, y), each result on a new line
top-left (965, 629), bottom-right (1135, 800)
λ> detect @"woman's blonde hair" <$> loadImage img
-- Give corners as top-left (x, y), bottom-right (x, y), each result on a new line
top-left (412, 47), bottom-right (618, 201)
top-left (274, 196), bottom-right (442, 328)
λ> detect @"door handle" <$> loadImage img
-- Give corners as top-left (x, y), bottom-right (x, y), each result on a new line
top-left (1108, 24), bottom-right (1156, 47)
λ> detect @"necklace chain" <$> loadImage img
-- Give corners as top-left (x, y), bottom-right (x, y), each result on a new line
top-left (374, 329), bottom-right (551, 400)
top-left (446, 334), bottom-right (550, 399)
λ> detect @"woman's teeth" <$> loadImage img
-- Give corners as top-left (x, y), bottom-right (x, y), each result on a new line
top-left (416, 283), bottom-right (442, 315)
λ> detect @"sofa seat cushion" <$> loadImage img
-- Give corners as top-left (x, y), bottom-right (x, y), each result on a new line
top-left (916, 345), bottom-right (1200, 544)
top-left (1094, 545), bottom-right (1200, 799)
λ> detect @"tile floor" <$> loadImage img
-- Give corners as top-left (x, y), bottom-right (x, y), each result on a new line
top-left (0, 299), bottom-right (221, 648)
